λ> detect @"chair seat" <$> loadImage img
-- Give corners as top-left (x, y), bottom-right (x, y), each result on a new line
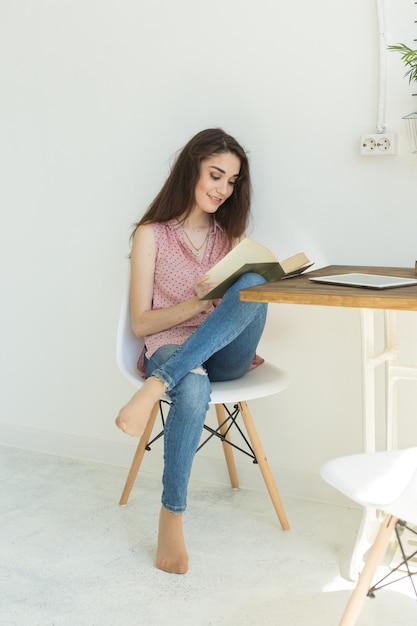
top-left (321, 447), bottom-right (417, 525)
top-left (209, 362), bottom-right (289, 404)
top-left (116, 292), bottom-right (289, 405)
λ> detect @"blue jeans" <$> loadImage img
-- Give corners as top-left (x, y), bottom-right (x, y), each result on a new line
top-left (145, 273), bottom-right (268, 514)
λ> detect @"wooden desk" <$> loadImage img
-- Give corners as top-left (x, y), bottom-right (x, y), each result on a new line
top-left (240, 264), bottom-right (417, 311)
top-left (240, 264), bottom-right (417, 578)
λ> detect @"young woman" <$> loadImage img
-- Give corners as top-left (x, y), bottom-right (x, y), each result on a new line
top-left (116, 128), bottom-right (268, 574)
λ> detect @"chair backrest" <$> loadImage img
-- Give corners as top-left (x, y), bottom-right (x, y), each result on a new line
top-left (116, 277), bottom-right (145, 388)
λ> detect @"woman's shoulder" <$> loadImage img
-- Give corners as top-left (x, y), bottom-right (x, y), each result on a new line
top-left (131, 223), bottom-right (156, 259)
top-left (133, 220), bottom-right (184, 258)
top-left (133, 219), bottom-right (177, 240)
top-left (141, 219), bottom-right (181, 235)
top-left (132, 222), bottom-right (154, 242)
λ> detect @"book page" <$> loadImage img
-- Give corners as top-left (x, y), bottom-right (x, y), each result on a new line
top-left (206, 238), bottom-right (277, 285)
top-left (280, 251), bottom-right (311, 274)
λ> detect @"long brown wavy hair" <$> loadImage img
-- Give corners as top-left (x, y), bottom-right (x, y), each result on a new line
top-left (132, 128), bottom-right (252, 242)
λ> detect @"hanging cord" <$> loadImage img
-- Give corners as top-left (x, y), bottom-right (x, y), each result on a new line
top-left (376, 0), bottom-right (387, 132)
top-left (414, 2), bottom-right (417, 96)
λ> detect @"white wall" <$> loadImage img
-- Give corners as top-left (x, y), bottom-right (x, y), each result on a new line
top-left (2, 0), bottom-right (417, 505)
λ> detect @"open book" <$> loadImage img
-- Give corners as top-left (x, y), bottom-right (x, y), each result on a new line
top-left (201, 237), bottom-right (313, 300)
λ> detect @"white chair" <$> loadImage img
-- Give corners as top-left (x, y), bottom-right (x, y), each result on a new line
top-left (116, 276), bottom-right (291, 530)
top-left (320, 447), bottom-right (417, 626)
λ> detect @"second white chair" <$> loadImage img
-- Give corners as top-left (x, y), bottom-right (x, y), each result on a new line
top-left (321, 446), bottom-right (417, 626)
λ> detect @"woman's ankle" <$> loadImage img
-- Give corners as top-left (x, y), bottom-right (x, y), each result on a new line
top-left (156, 506), bottom-right (188, 574)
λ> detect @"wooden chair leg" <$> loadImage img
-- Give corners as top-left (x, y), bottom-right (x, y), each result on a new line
top-left (238, 401), bottom-right (290, 530)
top-left (215, 403), bottom-right (239, 489)
top-left (339, 514), bottom-right (398, 626)
top-left (119, 401), bottom-right (160, 505)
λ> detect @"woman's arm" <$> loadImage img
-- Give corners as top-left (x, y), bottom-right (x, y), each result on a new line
top-left (129, 224), bottom-right (212, 338)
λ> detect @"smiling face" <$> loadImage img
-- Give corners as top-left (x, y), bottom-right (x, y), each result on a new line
top-left (193, 152), bottom-right (241, 216)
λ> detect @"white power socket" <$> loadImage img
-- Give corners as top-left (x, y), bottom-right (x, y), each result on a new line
top-left (360, 133), bottom-right (396, 156)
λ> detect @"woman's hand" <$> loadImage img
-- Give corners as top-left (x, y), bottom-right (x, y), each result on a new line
top-left (194, 275), bottom-right (215, 310)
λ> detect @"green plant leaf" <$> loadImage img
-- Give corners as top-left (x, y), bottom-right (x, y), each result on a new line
top-left (388, 43), bottom-right (417, 84)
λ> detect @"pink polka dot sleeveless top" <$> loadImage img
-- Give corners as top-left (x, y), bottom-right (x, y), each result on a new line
top-left (136, 218), bottom-right (230, 376)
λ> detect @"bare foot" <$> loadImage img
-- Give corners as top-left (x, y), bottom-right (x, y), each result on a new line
top-left (115, 376), bottom-right (166, 437)
top-left (156, 506), bottom-right (188, 574)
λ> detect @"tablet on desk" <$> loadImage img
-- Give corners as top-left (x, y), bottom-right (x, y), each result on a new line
top-left (309, 272), bottom-right (417, 289)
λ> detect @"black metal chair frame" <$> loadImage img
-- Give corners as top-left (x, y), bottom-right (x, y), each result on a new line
top-left (368, 520), bottom-right (417, 598)
top-left (144, 399), bottom-right (258, 464)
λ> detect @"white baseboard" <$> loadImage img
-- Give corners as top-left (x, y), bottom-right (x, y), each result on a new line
top-left (0, 422), bottom-right (355, 508)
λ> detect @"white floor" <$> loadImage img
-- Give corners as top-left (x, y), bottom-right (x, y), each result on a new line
top-left (1, 445), bottom-right (416, 626)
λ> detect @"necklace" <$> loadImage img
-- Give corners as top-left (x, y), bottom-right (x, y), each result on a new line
top-left (182, 225), bottom-right (211, 256)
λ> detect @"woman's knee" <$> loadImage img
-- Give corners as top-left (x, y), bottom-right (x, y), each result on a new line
top-left (235, 272), bottom-right (267, 290)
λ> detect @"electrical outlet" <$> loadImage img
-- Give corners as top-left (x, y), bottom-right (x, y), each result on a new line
top-left (360, 134), bottom-right (396, 156)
